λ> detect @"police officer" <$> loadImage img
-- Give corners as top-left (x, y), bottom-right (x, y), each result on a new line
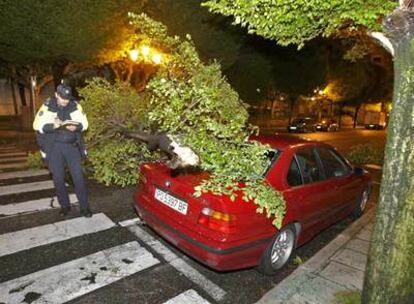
top-left (33, 84), bottom-right (92, 217)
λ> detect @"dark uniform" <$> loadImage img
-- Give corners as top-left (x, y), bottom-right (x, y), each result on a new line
top-left (33, 87), bottom-right (91, 216)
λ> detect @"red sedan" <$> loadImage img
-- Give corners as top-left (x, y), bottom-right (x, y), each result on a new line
top-left (133, 135), bottom-right (371, 275)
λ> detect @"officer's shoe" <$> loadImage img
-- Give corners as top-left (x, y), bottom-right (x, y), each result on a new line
top-left (59, 206), bottom-right (71, 216)
top-left (80, 207), bottom-right (93, 218)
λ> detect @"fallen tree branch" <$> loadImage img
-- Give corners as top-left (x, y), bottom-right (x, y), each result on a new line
top-left (369, 32), bottom-right (395, 56)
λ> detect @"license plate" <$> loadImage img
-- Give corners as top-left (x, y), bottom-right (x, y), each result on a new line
top-left (290, 126), bottom-right (297, 130)
top-left (154, 188), bottom-right (188, 215)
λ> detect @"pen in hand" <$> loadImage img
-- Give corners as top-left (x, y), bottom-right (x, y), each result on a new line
top-left (53, 117), bottom-right (62, 129)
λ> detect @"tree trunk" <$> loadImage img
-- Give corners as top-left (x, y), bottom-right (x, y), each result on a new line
top-left (9, 77), bottom-right (18, 116)
top-left (353, 105), bottom-right (360, 128)
top-left (362, 7), bottom-right (414, 304)
top-left (287, 96), bottom-right (296, 123)
top-left (337, 102), bottom-right (344, 128)
top-left (52, 60), bottom-right (69, 88)
top-left (17, 82), bottom-right (27, 107)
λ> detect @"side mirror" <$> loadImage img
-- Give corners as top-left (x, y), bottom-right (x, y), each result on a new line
top-left (334, 170), bottom-right (345, 177)
top-left (353, 167), bottom-right (364, 176)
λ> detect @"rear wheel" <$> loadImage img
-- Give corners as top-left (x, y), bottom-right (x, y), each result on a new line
top-left (353, 187), bottom-right (370, 217)
top-left (257, 225), bottom-right (296, 275)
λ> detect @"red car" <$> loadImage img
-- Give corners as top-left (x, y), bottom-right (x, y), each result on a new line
top-left (133, 135), bottom-right (371, 275)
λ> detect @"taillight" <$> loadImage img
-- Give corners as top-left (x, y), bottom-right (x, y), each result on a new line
top-left (139, 174), bottom-right (147, 184)
top-left (138, 173), bottom-right (149, 192)
top-left (198, 208), bottom-right (236, 233)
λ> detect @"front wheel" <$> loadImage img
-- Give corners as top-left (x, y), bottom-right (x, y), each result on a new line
top-left (257, 225), bottom-right (296, 275)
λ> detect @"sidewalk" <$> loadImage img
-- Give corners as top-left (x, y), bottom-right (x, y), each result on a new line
top-left (256, 208), bottom-right (375, 304)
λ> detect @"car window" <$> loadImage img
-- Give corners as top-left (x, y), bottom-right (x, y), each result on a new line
top-left (287, 157), bottom-right (303, 187)
top-left (295, 148), bottom-right (324, 184)
top-left (262, 149), bottom-right (281, 177)
top-left (317, 148), bottom-right (350, 178)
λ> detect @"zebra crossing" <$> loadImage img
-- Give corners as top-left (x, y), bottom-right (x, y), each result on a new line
top-left (0, 144), bottom-right (217, 304)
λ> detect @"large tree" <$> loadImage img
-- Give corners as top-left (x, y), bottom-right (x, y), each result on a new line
top-left (202, 0), bottom-right (413, 303)
top-left (80, 13), bottom-right (286, 228)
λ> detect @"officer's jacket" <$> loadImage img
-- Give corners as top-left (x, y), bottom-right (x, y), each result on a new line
top-left (33, 97), bottom-right (88, 159)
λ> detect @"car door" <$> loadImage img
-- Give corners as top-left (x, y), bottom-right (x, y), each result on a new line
top-left (315, 147), bottom-right (357, 222)
top-left (283, 147), bottom-right (332, 239)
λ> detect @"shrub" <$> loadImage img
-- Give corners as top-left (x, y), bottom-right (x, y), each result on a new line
top-left (26, 151), bottom-right (45, 170)
top-left (346, 144), bottom-right (384, 165)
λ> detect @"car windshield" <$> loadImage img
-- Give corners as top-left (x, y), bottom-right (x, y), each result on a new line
top-left (262, 149), bottom-right (281, 177)
top-left (292, 119), bottom-right (305, 124)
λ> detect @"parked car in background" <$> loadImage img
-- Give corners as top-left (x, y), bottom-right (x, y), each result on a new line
top-left (315, 119), bottom-right (339, 132)
top-left (364, 111), bottom-right (387, 130)
top-left (134, 135), bottom-right (372, 275)
top-left (287, 117), bottom-right (317, 133)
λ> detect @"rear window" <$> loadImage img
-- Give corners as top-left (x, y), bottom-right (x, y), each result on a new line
top-left (295, 148), bottom-right (325, 184)
top-left (287, 158), bottom-right (303, 187)
top-left (263, 150), bottom-right (281, 176)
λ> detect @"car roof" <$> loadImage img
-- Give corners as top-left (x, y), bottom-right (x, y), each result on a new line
top-left (250, 134), bottom-right (318, 150)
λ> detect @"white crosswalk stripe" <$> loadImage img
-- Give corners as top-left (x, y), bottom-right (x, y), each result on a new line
top-left (0, 169), bottom-right (49, 180)
top-left (0, 241), bottom-right (160, 304)
top-left (124, 222), bottom-right (227, 302)
top-left (0, 213), bottom-right (115, 257)
top-left (118, 217), bottom-right (142, 227)
top-left (0, 180), bottom-right (55, 196)
top-left (0, 162), bottom-right (220, 303)
top-left (0, 193), bottom-right (77, 217)
top-left (163, 290), bottom-right (211, 304)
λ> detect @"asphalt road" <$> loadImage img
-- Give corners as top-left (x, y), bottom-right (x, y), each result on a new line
top-left (0, 130), bottom-right (386, 304)
top-left (263, 127), bottom-right (387, 155)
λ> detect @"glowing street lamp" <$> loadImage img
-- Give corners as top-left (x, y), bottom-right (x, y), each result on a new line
top-left (129, 49), bottom-right (139, 62)
top-left (152, 53), bottom-right (162, 64)
top-left (141, 45), bottom-right (150, 57)
top-left (129, 45), bottom-right (164, 65)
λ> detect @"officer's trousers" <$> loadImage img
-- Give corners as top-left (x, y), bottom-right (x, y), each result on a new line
top-left (48, 142), bottom-right (88, 210)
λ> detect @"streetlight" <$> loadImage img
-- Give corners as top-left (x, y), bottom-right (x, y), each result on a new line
top-left (151, 53), bottom-right (162, 64)
top-left (141, 45), bottom-right (150, 57)
top-left (129, 49), bottom-right (139, 62)
top-left (129, 45), bottom-right (164, 66)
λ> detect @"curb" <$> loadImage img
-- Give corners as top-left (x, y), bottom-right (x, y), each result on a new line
top-left (256, 208), bottom-right (375, 304)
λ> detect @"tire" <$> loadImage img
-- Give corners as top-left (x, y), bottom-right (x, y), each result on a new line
top-left (257, 225), bottom-right (296, 276)
top-left (352, 187), bottom-right (371, 217)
